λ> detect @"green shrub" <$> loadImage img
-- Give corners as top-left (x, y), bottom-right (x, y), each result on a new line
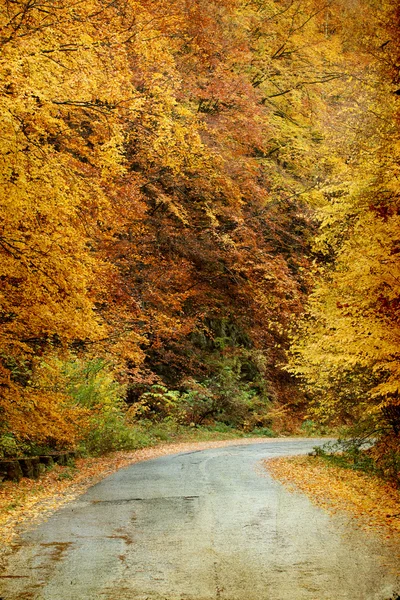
top-left (37, 356), bottom-right (145, 455)
top-left (0, 433), bottom-right (21, 458)
top-left (134, 385), bottom-right (181, 422)
top-left (212, 421), bottom-right (236, 433)
top-left (79, 414), bottom-right (153, 455)
top-left (0, 433), bottom-right (46, 458)
top-left (250, 427), bottom-right (275, 437)
top-left (144, 419), bottom-right (183, 441)
top-left (301, 419), bottom-right (329, 436)
top-left (62, 358), bottom-right (126, 410)
top-left (178, 383), bottom-right (216, 425)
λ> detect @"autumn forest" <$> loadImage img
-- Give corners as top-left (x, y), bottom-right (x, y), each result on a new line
top-left (0, 0), bottom-right (399, 479)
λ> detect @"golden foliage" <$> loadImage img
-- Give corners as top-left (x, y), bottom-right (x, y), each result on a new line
top-left (1, 0), bottom-right (398, 447)
top-left (286, 0), bottom-right (400, 428)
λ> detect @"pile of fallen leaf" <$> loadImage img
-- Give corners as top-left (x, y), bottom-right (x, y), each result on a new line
top-left (266, 456), bottom-right (400, 544)
top-left (0, 437), bottom-right (274, 566)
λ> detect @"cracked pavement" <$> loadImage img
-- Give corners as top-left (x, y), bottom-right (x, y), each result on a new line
top-left (1, 440), bottom-right (399, 599)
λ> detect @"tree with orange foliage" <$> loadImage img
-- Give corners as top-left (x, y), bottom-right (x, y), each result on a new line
top-left (2, 0), bottom-right (395, 454)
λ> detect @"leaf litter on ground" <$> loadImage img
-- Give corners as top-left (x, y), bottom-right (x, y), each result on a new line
top-left (265, 455), bottom-right (400, 573)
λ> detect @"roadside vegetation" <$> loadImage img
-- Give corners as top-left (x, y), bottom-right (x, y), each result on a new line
top-left (312, 436), bottom-right (400, 488)
top-left (0, 355), bottom-right (283, 462)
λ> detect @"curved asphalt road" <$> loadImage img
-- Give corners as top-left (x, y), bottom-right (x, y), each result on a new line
top-left (1, 440), bottom-right (399, 599)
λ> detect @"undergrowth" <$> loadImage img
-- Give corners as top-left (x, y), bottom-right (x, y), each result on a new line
top-left (313, 435), bottom-right (400, 488)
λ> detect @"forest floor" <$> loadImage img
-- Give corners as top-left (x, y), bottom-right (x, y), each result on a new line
top-left (265, 455), bottom-right (400, 567)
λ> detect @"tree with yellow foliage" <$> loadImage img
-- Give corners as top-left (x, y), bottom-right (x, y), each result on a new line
top-left (0, 0), bottom-right (145, 444)
top-left (2, 0), bottom-right (398, 459)
top-left (287, 0), bottom-right (400, 479)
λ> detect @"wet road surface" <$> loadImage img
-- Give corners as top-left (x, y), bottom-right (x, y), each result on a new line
top-left (1, 439), bottom-right (399, 599)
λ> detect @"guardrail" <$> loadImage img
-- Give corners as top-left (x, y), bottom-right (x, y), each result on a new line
top-left (0, 452), bottom-right (77, 482)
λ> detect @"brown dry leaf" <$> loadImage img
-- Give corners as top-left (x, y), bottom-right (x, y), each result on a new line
top-left (265, 456), bottom-right (400, 555)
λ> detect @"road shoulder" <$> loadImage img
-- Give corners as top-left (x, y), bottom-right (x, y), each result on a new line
top-left (265, 454), bottom-right (400, 572)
